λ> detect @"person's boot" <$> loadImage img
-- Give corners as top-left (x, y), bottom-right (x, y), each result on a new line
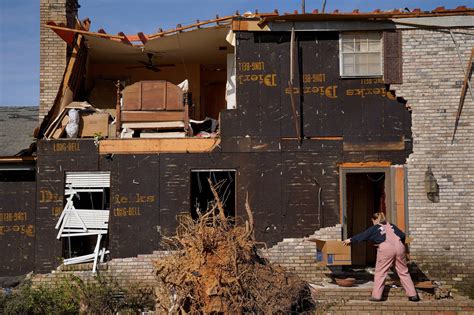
top-left (408, 294), bottom-right (420, 302)
top-left (368, 297), bottom-right (383, 302)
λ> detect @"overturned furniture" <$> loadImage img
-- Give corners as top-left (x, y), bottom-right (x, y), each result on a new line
top-left (55, 172), bottom-right (111, 272)
top-left (118, 80), bottom-right (190, 138)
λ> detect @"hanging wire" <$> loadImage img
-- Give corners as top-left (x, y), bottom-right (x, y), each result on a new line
top-left (366, 174), bottom-right (385, 182)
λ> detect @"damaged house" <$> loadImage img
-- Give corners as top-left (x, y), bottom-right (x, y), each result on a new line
top-left (1, 0), bottom-right (474, 297)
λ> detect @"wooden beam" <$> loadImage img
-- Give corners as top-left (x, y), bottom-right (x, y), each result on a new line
top-left (121, 111), bottom-right (184, 122)
top-left (0, 156), bottom-right (36, 162)
top-left (282, 136), bottom-right (343, 140)
top-left (118, 32), bottom-right (132, 45)
top-left (339, 161), bottom-right (392, 168)
top-left (45, 23), bottom-right (124, 39)
top-left (99, 138), bottom-right (220, 154)
top-left (394, 166), bottom-right (406, 232)
top-left (148, 16), bottom-right (234, 39)
top-left (452, 47), bottom-right (474, 143)
top-left (137, 32), bottom-right (148, 44)
top-left (121, 121), bottom-right (185, 129)
top-left (115, 80), bottom-right (121, 137)
top-left (343, 140), bottom-right (405, 151)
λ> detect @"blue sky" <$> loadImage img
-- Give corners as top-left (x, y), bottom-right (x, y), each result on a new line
top-left (0, 0), bottom-right (472, 106)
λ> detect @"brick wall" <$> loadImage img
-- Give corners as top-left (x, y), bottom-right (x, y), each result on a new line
top-left (33, 226), bottom-right (342, 287)
top-left (391, 28), bottom-right (474, 297)
top-left (260, 224), bottom-right (342, 283)
top-left (39, 0), bottom-right (78, 121)
top-left (33, 250), bottom-right (173, 288)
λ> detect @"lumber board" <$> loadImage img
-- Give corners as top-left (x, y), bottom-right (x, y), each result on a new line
top-left (139, 132), bottom-right (186, 138)
top-left (121, 111), bottom-right (184, 122)
top-left (99, 138), bottom-right (220, 154)
top-left (343, 140), bottom-right (405, 151)
top-left (122, 121), bottom-right (185, 129)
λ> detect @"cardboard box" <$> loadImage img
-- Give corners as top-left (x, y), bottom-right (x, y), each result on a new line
top-left (308, 239), bottom-right (352, 266)
top-left (79, 112), bottom-right (109, 138)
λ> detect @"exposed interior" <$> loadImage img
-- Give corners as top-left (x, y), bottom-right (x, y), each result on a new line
top-left (190, 170), bottom-right (236, 220)
top-left (346, 172), bottom-right (386, 267)
top-left (46, 25), bottom-right (235, 140)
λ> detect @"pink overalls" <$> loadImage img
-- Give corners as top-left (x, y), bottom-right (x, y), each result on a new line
top-left (372, 224), bottom-right (417, 299)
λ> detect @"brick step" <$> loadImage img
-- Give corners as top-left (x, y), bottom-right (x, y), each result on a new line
top-left (312, 285), bottom-right (414, 302)
top-left (323, 299), bottom-right (474, 313)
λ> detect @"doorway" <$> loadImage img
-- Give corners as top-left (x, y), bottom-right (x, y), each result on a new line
top-left (345, 172), bottom-right (387, 266)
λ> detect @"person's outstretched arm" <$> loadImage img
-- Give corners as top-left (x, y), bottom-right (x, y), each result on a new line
top-left (343, 225), bottom-right (379, 246)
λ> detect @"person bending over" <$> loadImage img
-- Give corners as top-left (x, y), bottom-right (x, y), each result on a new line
top-left (342, 212), bottom-right (420, 302)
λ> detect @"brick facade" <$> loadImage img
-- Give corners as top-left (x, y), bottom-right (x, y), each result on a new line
top-left (39, 0), bottom-right (78, 121)
top-left (391, 28), bottom-right (474, 297)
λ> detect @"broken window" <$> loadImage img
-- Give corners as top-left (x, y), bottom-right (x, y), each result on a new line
top-left (190, 170), bottom-right (236, 220)
top-left (340, 32), bottom-right (382, 77)
top-left (56, 171), bottom-right (111, 272)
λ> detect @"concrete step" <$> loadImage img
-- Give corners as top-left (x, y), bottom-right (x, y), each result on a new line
top-left (311, 284), bottom-right (413, 302)
top-left (322, 299), bottom-right (474, 314)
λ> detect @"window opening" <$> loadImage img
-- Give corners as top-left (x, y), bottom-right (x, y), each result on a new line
top-left (55, 171), bottom-right (111, 272)
top-left (190, 170), bottom-right (236, 221)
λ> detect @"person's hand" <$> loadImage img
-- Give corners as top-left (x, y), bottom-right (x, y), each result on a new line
top-left (342, 239), bottom-right (351, 246)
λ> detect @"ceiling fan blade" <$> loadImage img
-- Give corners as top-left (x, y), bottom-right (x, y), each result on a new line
top-left (126, 65), bottom-right (146, 69)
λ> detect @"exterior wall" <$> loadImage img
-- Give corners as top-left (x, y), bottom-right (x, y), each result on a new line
top-left (391, 28), bottom-right (474, 297)
top-left (35, 140), bottom-right (99, 273)
top-left (39, 0), bottom-right (78, 121)
top-left (28, 30), bottom-right (413, 275)
top-left (0, 182), bottom-right (36, 276)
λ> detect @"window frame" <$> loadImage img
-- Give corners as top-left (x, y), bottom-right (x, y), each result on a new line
top-left (339, 32), bottom-right (383, 78)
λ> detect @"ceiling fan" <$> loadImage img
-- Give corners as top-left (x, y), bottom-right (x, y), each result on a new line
top-left (126, 52), bottom-right (174, 72)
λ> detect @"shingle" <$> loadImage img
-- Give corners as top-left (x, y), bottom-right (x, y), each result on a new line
top-left (0, 107), bottom-right (38, 156)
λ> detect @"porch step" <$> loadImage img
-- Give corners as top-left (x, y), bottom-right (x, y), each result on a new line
top-left (311, 285), bottom-right (410, 302)
top-left (311, 284), bottom-right (474, 313)
top-left (321, 299), bottom-right (474, 314)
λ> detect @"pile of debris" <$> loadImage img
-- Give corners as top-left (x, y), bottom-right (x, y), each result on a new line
top-left (154, 181), bottom-right (313, 313)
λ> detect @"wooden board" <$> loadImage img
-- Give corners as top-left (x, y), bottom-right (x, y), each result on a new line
top-left (99, 138), bottom-right (220, 154)
top-left (122, 121), bottom-right (185, 129)
top-left (121, 111), bottom-right (184, 122)
top-left (139, 132), bottom-right (186, 138)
